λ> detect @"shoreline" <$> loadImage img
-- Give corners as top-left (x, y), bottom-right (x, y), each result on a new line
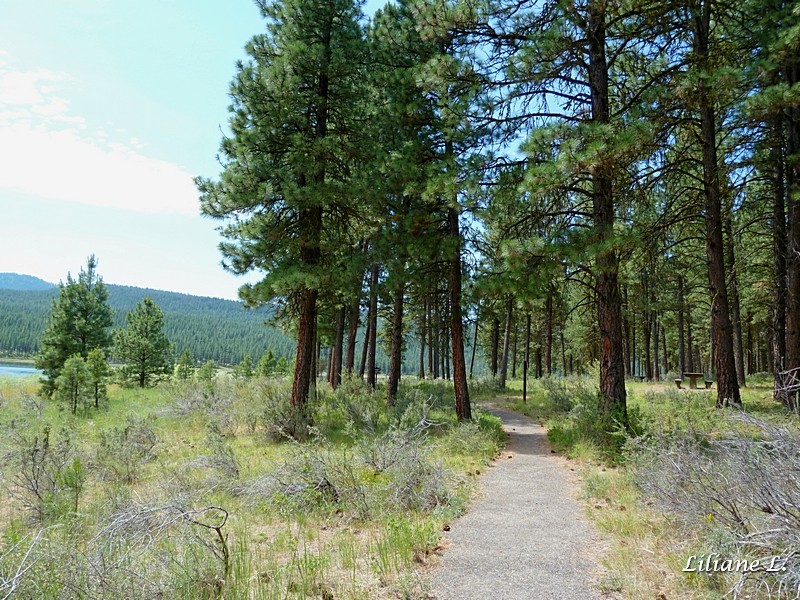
top-left (0, 358), bottom-right (36, 367)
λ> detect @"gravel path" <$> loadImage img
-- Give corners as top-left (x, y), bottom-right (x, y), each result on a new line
top-left (428, 406), bottom-right (605, 600)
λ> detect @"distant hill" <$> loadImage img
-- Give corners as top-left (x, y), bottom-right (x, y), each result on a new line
top-left (0, 277), bottom-right (296, 365)
top-left (0, 273), bottom-right (55, 291)
top-left (0, 274), bottom-right (448, 374)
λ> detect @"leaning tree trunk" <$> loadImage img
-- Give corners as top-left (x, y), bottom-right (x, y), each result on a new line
top-left (588, 2), bottom-right (627, 425)
top-left (693, 0), bottom-right (741, 408)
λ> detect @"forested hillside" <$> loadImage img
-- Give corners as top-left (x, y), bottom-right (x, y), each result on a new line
top-left (0, 275), bottom-right (443, 372)
top-left (0, 279), bottom-right (296, 365)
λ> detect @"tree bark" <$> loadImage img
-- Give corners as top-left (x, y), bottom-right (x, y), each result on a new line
top-left (677, 275), bottom-right (686, 376)
top-left (772, 121), bottom-right (787, 397)
top-left (366, 263), bottom-right (379, 389)
top-left (724, 211), bottom-right (746, 387)
top-left (693, 0), bottom-right (741, 407)
top-left (345, 295), bottom-right (360, 377)
top-left (291, 287), bottom-right (318, 410)
top-left (332, 305), bottom-right (345, 390)
top-left (419, 298), bottom-right (427, 379)
top-left (687, 306), bottom-right (695, 372)
top-left (588, 2), bottom-right (627, 424)
top-left (545, 284), bottom-right (554, 375)
top-left (643, 309), bottom-right (653, 381)
top-left (499, 295), bottom-right (513, 388)
top-left (358, 301), bottom-right (371, 379)
top-left (511, 322), bottom-right (518, 379)
top-left (448, 204), bottom-right (471, 421)
top-left (524, 312), bottom-right (531, 402)
top-left (490, 315), bottom-right (500, 377)
top-left (622, 286), bottom-right (631, 377)
top-left (785, 58), bottom-right (800, 379)
top-left (469, 316), bottom-right (478, 379)
top-left (652, 316), bottom-right (660, 381)
top-left (387, 283), bottom-right (405, 406)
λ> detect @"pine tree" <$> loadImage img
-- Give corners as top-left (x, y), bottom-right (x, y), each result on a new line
top-left (36, 255), bottom-right (113, 397)
top-left (175, 348), bottom-right (195, 380)
top-left (198, 0), bottom-right (368, 414)
top-left (115, 297), bottom-right (173, 388)
top-left (55, 354), bottom-right (90, 415)
top-left (86, 348), bottom-right (109, 409)
top-left (234, 353), bottom-right (254, 379)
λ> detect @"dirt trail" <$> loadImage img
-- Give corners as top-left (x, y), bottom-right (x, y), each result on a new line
top-left (428, 406), bottom-right (606, 600)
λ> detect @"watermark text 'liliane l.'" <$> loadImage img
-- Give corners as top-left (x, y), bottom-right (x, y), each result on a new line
top-left (683, 553), bottom-right (787, 573)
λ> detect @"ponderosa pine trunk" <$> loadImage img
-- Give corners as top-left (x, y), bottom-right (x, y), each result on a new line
top-left (524, 312), bottom-right (531, 401)
top-left (643, 310), bottom-right (653, 381)
top-left (724, 211), bottom-right (746, 387)
top-left (678, 275), bottom-right (686, 376)
top-left (490, 315), bottom-right (500, 377)
top-left (387, 282), bottom-right (405, 406)
top-left (419, 300), bottom-right (427, 379)
top-left (499, 296), bottom-right (513, 389)
top-left (345, 295), bottom-right (360, 376)
top-left (469, 317), bottom-right (478, 379)
top-left (448, 204), bottom-right (471, 421)
top-left (785, 58), bottom-right (800, 380)
top-left (693, 0), bottom-right (741, 408)
top-left (545, 284), bottom-right (554, 375)
top-left (588, 2), bottom-right (627, 425)
top-left (292, 283), bottom-right (319, 411)
top-left (428, 300), bottom-right (435, 378)
top-left (652, 316), bottom-right (660, 381)
top-left (331, 305), bottom-right (345, 390)
top-left (622, 286), bottom-right (631, 378)
top-left (511, 322), bottom-right (518, 379)
top-left (772, 122), bottom-right (788, 399)
top-left (291, 6), bottom-right (333, 412)
top-left (366, 263), bottom-right (379, 389)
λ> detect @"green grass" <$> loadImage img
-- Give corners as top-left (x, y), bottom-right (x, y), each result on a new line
top-left (0, 374), bottom-right (502, 599)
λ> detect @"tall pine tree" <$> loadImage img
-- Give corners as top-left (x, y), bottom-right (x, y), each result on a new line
top-left (197, 0), bottom-right (368, 415)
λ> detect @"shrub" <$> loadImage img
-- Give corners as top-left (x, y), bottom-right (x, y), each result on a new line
top-left (2, 424), bottom-right (81, 523)
top-left (630, 414), bottom-right (800, 598)
top-left (95, 415), bottom-right (158, 484)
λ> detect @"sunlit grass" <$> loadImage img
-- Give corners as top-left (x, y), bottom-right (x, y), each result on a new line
top-left (0, 374), bottom-right (503, 599)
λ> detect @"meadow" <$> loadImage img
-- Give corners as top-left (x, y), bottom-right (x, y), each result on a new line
top-left (0, 374), bottom-right (503, 599)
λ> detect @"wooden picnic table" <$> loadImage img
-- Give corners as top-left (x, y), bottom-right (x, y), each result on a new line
top-left (682, 372), bottom-right (705, 389)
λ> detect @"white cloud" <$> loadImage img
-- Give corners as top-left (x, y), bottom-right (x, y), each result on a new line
top-left (0, 57), bottom-right (200, 215)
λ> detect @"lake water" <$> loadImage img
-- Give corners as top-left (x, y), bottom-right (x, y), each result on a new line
top-left (0, 362), bottom-right (41, 378)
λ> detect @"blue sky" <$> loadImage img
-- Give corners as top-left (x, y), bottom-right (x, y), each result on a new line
top-left (0, 0), bottom-right (387, 300)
